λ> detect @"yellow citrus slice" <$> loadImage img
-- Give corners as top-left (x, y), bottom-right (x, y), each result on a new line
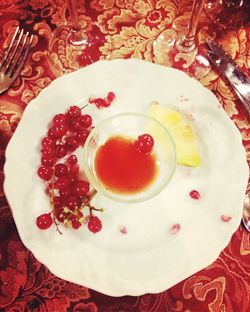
top-left (149, 102), bottom-right (201, 167)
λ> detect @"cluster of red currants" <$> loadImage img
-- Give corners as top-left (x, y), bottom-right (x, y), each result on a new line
top-left (36, 93), bottom-right (116, 233)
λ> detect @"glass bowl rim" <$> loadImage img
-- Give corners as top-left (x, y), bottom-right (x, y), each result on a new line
top-left (82, 112), bottom-right (177, 203)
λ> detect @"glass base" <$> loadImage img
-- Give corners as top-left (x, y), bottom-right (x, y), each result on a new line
top-left (153, 30), bottom-right (210, 79)
top-left (47, 25), bottom-right (102, 74)
top-left (68, 27), bottom-right (88, 47)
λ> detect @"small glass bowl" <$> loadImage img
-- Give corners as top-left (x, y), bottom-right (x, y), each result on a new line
top-left (83, 113), bottom-right (176, 203)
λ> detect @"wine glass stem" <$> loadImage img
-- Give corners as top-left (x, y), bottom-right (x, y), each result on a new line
top-left (68, 0), bottom-right (81, 31)
top-left (67, 0), bottom-right (88, 46)
top-left (178, 0), bottom-right (205, 52)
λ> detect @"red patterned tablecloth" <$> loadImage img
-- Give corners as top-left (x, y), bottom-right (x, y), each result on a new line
top-left (0, 1), bottom-right (250, 311)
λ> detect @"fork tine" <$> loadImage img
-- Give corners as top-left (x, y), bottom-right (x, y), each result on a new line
top-left (10, 34), bottom-right (33, 81)
top-left (4, 28), bottom-right (24, 73)
top-left (0, 26), bottom-right (20, 70)
top-left (8, 31), bottom-right (29, 75)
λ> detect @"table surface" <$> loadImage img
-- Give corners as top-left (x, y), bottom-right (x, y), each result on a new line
top-left (0, 1), bottom-right (249, 311)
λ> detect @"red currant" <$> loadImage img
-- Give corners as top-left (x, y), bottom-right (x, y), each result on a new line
top-left (88, 216), bottom-right (102, 233)
top-left (70, 211), bottom-right (83, 229)
top-left (36, 213), bottom-right (53, 230)
top-left (189, 190), bottom-right (201, 200)
top-left (69, 117), bottom-right (82, 132)
top-left (47, 128), bottom-right (57, 139)
top-left (76, 128), bottom-right (89, 144)
top-left (67, 155), bottom-right (78, 164)
top-left (71, 180), bottom-right (90, 196)
top-left (68, 163), bottom-right (79, 176)
top-left (56, 144), bottom-right (67, 158)
top-left (41, 155), bottom-right (55, 167)
top-left (66, 105), bottom-right (81, 120)
top-left (79, 114), bottom-right (92, 128)
top-left (53, 196), bottom-right (63, 208)
top-left (65, 195), bottom-right (81, 210)
top-left (54, 207), bottom-right (66, 222)
top-left (55, 177), bottom-right (70, 191)
top-left (51, 122), bottom-right (68, 138)
top-left (55, 163), bottom-right (68, 177)
top-left (71, 218), bottom-right (82, 229)
top-left (41, 137), bottom-right (56, 149)
top-left (67, 174), bottom-right (78, 184)
top-left (37, 165), bottom-right (53, 181)
top-left (53, 113), bottom-right (67, 124)
top-left (135, 134), bottom-right (154, 154)
top-left (59, 188), bottom-right (70, 198)
top-left (41, 146), bottom-right (56, 157)
top-left (66, 136), bottom-right (80, 151)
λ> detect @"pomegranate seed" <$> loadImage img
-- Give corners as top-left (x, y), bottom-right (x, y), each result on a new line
top-left (106, 91), bottom-right (116, 103)
top-left (169, 223), bottom-right (181, 235)
top-left (88, 216), bottom-right (102, 233)
top-left (91, 98), bottom-right (106, 108)
top-left (119, 226), bottom-right (127, 235)
top-left (189, 190), bottom-right (201, 200)
top-left (221, 215), bottom-right (232, 222)
top-left (36, 213), bottom-right (53, 230)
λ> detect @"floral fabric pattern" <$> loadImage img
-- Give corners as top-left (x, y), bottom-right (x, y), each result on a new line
top-left (0, 0), bottom-right (249, 311)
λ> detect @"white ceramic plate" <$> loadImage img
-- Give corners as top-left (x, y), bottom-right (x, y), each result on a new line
top-left (4, 59), bottom-right (249, 296)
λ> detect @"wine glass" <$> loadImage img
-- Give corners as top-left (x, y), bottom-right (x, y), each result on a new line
top-left (204, 0), bottom-right (250, 30)
top-left (48, 0), bottom-right (104, 73)
top-left (153, 0), bottom-right (210, 79)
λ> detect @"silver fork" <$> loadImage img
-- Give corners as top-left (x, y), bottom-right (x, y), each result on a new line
top-left (0, 26), bottom-right (33, 94)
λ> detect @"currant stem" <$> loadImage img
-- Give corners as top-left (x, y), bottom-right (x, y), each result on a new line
top-left (80, 104), bottom-right (89, 110)
top-left (80, 189), bottom-right (97, 209)
top-left (50, 142), bottom-right (63, 235)
top-left (89, 205), bottom-right (103, 217)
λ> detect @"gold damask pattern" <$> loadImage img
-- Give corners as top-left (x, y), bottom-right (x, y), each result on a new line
top-left (0, 1), bottom-right (249, 311)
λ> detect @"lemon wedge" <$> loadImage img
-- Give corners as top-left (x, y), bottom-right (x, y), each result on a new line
top-left (149, 102), bottom-right (201, 167)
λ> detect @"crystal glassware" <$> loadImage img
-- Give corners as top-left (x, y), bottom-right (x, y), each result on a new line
top-left (204, 0), bottom-right (250, 30)
top-left (153, 0), bottom-right (210, 79)
top-left (48, 0), bottom-right (103, 73)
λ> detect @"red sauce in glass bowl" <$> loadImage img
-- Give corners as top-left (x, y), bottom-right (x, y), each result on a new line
top-left (94, 135), bottom-right (158, 194)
